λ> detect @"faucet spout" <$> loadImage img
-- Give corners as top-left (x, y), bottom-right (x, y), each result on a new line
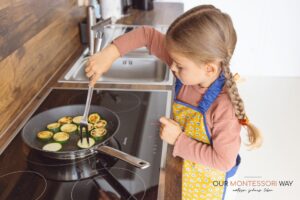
top-left (87, 2), bottom-right (112, 55)
top-left (87, 5), bottom-right (96, 55)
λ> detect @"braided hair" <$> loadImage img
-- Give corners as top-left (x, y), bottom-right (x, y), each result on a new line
top-left (222, 55), bottom-right (262, 149)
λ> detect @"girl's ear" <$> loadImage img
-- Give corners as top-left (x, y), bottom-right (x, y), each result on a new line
top-left (205, 62), bottom-right (219, 77)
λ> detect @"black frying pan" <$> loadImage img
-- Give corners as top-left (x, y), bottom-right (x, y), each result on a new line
top-left (22, 105), bottom-right (150, 169)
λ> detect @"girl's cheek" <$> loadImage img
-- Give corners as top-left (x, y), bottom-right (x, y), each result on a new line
top-left (178, 70), bottom-right (186, 77)
top-left (180, 71), bottom-right (196, 85)
top-left (178, 72), bottom-right (186, 82)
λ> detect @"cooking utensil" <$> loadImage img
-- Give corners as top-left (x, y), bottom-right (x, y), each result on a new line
top-left (79, 22), bottom-right (103, 145)
top-left (79, 86), bottom-right (93, 144)
top-left (22, 105), bottom-right (150, 169)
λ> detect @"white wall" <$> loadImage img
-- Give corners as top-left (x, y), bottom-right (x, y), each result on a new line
top-left (155, 0), bottom-right (300, 77)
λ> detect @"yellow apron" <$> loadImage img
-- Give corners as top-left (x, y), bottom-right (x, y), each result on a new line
top-left (172, 73), bottom-right (241, 200)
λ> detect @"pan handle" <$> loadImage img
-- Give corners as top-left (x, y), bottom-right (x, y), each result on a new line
top-left (97, 145), bottom-right (151, 169)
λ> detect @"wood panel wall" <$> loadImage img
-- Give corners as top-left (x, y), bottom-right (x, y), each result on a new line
top-left (0, 0), bottom-right (86, 137)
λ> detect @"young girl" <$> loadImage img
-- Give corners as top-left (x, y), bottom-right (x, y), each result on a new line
top-left (86, 4), bottom-right (263, 200)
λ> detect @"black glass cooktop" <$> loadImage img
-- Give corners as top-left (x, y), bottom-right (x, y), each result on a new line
top-left (0, 88), bottom-right (170, 200)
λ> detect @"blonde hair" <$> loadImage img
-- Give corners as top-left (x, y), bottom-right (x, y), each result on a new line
top-left (166, 4), bottom-right (263, 149)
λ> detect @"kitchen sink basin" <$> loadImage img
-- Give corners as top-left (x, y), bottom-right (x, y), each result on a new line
top-left (59, 25), bottom-right (173, 85)
top-left (103, 56), bottom-right (167, 82)
top-left (59, 48), bottom-right (174, 85)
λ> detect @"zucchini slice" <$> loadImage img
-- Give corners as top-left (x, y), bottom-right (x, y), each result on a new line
top-left (42, 143), bottom-right (62, 152)
top-left (88, 113), bottom-right (101, 124)
top-left (91, 128), bottom-right (107, 141)
top-left (72, 116), bottom-right (83, 125)
top-left (77, 137), bottom-right (95, 149)
top-left (47, 122), bottom-right (61, 133)
top-left (53, 132), bottom-right (70, 143)
top-left (37, 131), bottom-right (53, 141)
top-left (58, 116), bottom-right (73, 124)
top-left (60, 123), bottom-right (77, 134)
top-left (94, 120), bottom-right (107, 128)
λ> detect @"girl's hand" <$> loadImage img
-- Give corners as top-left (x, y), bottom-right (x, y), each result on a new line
top-left (85, 44), bottom-right (121, 86)
top-left (159, 116), bottom-right (182, 145)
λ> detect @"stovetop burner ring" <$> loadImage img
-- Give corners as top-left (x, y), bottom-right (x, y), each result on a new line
top-left (0, 170), bottom-right (47, 200)
top-left (70, 166), bottom-right (147, 200)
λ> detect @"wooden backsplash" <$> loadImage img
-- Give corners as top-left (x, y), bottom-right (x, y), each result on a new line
top-left (0, 0), bottom-right (86, 136)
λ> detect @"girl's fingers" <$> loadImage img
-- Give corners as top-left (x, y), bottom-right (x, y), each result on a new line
top-left (85, 59), bottom-right (92, 71)
top-left (90, 78), bottom-right (96, 87)
top-left (85, 59), bottom-right (96, 72)
top-left (85, 63), bottom-right (94, 73)
top-left (159, 129), bottom-right (164, 140)
top-left (86, 69), bottom-right (95, 78)
top-left (90, 72), bottom-right (101, 86)
top-left (169, 119), bottom-right (179, 125)
top-left (159, 117), bottom-right (170, 125)
top-left (160, 117), bottom-right (179, 129)
top-left (85, 65), bottom-right (91, 72)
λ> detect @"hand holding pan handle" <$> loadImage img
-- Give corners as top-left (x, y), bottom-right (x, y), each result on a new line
top-left (97, 145), bottom-right (151, 169)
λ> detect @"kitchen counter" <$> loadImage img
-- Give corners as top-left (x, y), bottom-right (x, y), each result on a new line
top-left (0, 1), bottom-right (184, 200)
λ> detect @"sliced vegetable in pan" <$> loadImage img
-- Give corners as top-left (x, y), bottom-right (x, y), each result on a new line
top-left (60, 123), bottom-right (77, 134)
top-left (88, 113), bottom-right (101, 124)
top-left (53, 132), bottom-right (70, 144)
top-left (77, 137), bottom-right (95, 149)
top-left (42, 143), bottom-right (62, 152)
top-left (91, 128), bottom-right (107, 141)
top-left (58, 116), bottom-right (73, 124)
top-left (72, 116), bottom-right (83, 125)
top-left (47, 122), bottom-right (61, 133)
top-left (36, 112), bottom-right (108, 150)
top-left (94, 120), bottom-right (107, 128)
top-left (37, 131), bottom-right (53, 141)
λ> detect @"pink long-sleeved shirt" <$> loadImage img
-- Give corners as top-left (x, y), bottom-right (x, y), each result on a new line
top-left (112, 26), bottom-right (242, 172)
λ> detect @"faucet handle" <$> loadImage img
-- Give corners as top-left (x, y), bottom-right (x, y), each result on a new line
top-left (94, 32), bottom-right (103, 53)
top-left (91, 17), bottom-right (112, 32)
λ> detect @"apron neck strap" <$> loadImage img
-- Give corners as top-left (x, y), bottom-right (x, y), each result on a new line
top-left (175, 78), bottom-right (183, 97)
top-left (198, 72), bottom-right (226, 113)
top-left (174, 72), bottom-right (226, 113)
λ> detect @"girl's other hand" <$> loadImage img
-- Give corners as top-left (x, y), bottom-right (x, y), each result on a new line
top-left (85, 44), bottom-right (121, 86)
top-left (159, 116), bottom-right (182, 145)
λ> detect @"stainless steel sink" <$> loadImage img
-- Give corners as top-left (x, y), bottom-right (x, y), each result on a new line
top-left (103, 56), bottom-right (167, 82)
top-left (59, 48), bottom-right (174, 85)
top-left (59, 24), bottom-right (173, 85)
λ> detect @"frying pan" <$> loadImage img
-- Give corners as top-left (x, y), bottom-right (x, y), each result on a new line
top-left (22, 105), bottom-right (150, 169)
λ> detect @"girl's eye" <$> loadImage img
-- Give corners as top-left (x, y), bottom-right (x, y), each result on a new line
top-left (177, 65), bottom-right (184, 70)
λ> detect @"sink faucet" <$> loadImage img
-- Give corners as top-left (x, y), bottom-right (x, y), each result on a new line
top-left (87, 5), bottom-right (112, 56)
